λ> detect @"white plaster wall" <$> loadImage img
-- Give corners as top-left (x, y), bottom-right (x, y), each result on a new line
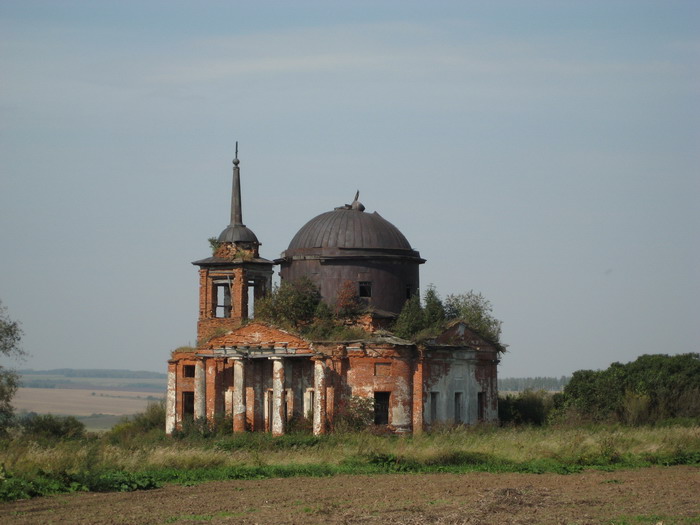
top-left (424, 350), bottom-right (490, 425)
top-left (390, 375), bottom-right (411, 430)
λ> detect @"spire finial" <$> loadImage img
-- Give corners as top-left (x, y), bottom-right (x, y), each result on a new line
top-left (230, 143), bottom-right (243, 225)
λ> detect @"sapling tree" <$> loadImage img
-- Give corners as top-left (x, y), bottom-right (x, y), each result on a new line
top-left (444, 290), bottom-right (502, 343)
top-left (254, 277), bottom-right (322, 328)
top-left (0, 300), bottom-right (24, 433)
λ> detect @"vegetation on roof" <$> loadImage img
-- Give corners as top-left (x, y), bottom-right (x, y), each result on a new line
top-left (394, 286), bottom-right (504, 349)
top-left (254, 279), bottom-right (504, 347)
top-left (253, 277), bottom-right (368, 341)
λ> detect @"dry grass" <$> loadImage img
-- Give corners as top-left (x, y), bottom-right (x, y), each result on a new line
top-left (1, 425), bottom-right (698, 480)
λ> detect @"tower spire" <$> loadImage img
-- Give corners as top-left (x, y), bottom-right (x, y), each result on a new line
top-left (231, 141), bottom-right (243, 226)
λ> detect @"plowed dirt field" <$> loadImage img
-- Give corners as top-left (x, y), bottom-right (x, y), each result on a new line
top-left (2, 466), bottom-right (698, 524)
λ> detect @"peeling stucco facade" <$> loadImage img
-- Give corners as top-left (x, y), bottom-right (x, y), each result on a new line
top-left (167, 320), bottom-right (500, 435)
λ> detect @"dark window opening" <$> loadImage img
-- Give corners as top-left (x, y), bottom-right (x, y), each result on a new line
top-left (182, 392), bottom-right (195, 419)
top-left (265, 390), bottom-right (272, 433)
top-left (283, 392), bottom-right (288, 424)
top-left (374, 391), bottom-right (390, 425)
top-left (478, 392), bottom-right (485, 421)
top-left (430, 392), bottom-right (439, 423)
top-left (359, 281), bottom-right (372, 298)
top-left (214, 283), bottom-right (231, 318)
top-left (454, 392), bottom-right (463, 423)
top-left (183, 365), bottom-right (195, 378)
top-left (306, 390), bottom-right (315, 419)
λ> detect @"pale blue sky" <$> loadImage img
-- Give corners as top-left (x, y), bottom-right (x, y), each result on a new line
top-left (1, 1), bottom-right (698, 377)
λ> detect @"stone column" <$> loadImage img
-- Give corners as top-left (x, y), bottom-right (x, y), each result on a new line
top-left (194, 359), bottom-right (206, 420)
top-left (165, 362), bottom-right (177, 434)
top-left (270, 357), bottom-right (286, 436)
top-left (313, 358), bottom-right (327, 435)
top-left (231, 357), bottom-right (246, 433)
top-left (206, 358), bottom-right (217, 420)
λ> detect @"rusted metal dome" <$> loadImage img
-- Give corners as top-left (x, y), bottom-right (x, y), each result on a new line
top-left (278, 193), bottom-right (425, 315)
top-left (286, 208), bottom-right (413, 252)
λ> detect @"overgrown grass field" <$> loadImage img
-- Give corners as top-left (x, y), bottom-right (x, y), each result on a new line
top-left (1, 422), bottom-right (698, 502)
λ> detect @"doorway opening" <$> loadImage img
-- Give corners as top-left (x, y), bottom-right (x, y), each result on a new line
top-left (374, 391), bottom-right (390, 425)
top-left (182, 392), bottom-right (195, 419)
top-left (478, 392), bottom-right (485, 421)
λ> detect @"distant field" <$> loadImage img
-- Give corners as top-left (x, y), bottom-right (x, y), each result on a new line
top-left (19, 373), bottom-right (166, 393)
top-left (12, 387), bottom-right (160, 419)
top-left (11, 370), bottom-right (166, 431)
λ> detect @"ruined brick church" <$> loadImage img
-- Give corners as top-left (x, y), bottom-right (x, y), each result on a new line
top-left (165, 151), bottom-right (501, 435)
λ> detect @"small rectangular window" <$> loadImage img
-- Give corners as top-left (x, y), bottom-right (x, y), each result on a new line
top-left (358, 281), bottom-right (372, 298)
top-left (478, 392), bottom-right (485, 421)
top-left (183, 365), bottom-right (195, 378)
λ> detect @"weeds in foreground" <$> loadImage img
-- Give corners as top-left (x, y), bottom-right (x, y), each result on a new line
top-left (0, 424), bottom-right (698, 502)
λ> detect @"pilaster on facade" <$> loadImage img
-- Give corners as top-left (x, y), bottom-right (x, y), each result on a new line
top-left (230, 267), bottom-right (247, 321)
top-left (412, 356), bottom-right (424, 434)
top-left (194, 359), bottom-right (206, 420)
top-left (205, 358), bottom-right (218, 420)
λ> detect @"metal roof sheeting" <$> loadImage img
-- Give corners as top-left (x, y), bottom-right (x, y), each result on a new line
top-left (287, 209), bottom-right (413, 252)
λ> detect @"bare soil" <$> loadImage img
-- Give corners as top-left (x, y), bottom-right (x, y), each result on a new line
top-left (2, 466), bottom-right (698, 524)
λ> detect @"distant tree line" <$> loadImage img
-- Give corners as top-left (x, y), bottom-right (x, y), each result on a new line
top-left (18, 369), bottom-right (166, 379)
top-left (498, 376), bottom-right (570, 392)
top-left (18, 378), bottom-right (165, 391)
top-left (553, 353), bottom-right (700, 425)
top-left (499, 353), bottom-right (700, 426)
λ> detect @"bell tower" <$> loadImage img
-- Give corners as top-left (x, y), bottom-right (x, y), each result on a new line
top-left (192, 144), bottom-right (273, 344)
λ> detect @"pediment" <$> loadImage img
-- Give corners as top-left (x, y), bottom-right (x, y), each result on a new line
top-left (203, 322), bottom-right (312, 352)
top-left (431, 321), bottom-right (497, 349)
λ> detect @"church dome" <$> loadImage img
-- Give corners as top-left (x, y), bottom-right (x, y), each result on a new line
top-left (287, 208), bottom-right (413, 252)
top-left (278, 193), bottom-right (425, 316)
top-left (217, 223), bottom-right (259, 244)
